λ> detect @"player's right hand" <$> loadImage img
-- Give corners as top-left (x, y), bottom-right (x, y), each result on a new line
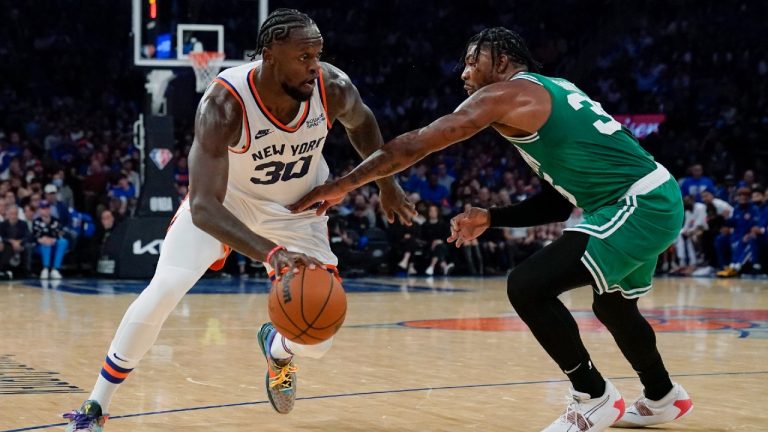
top-left (288, 181), bottom-right (349, 215)
top-left (447, 207), bottom-right (491, 247)
top-left (269, 249), bottom-right (324, 280)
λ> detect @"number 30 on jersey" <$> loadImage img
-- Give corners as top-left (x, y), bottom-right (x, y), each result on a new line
top-left (250, 155), bottom-right (313, 185)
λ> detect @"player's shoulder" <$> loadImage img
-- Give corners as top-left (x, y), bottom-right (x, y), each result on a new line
top-left (218, 59), bottom-right (259, 79)
top-left (510, 71), bottom-right (547, 86)
top-left (203, 82), bottom-right (241, 111)
top-left (320, 62), bottom-right (355, 99)
top-left (473, 74), bottom-right (548, 105)
top-left (197, 80), bottom-right (243, 131)
top-left (320, 62), bottom-right (349, 82)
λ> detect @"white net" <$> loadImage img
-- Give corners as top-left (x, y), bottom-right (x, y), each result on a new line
top-left (189, 51), bottom-right (225, 93)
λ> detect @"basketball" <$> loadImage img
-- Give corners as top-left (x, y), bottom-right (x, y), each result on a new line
top-left (268, 266), bottom-right (347, 344)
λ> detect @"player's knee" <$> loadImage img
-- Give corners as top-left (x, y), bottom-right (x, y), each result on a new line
top-left (145, 267), bottom-right (200, 306)
top-left (591, 299), bottom-right (611, 325)
top-left (592, 294), bottom-right (633, 327)
top-left (506, 267), bottom-right (536, 308)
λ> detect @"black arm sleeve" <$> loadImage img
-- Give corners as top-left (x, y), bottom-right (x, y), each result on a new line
top-left (488, 181), bottom-right (574, 228)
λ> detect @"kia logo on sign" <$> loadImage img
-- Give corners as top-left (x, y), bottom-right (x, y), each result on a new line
top-left (133, 239), bottom-right (164, 255)
top-left (150, 148), bottom-right (173, 170)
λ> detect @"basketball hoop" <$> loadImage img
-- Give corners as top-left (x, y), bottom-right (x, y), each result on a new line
top-left (189, 51), bottom-right (225, 93)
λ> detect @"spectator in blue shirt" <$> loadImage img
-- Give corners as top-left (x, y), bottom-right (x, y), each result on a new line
top-left (680, 164), bottom-right (716, 202)
top-left (716, 187), bottom-right (762, 277)
top-left (435, 163), bottom-right (455, 191)
top-left (402, 164), bottom-right (428, 194)
top-left (737, 169), bottom-right (756, 190)
top-left (44, 184), bottom-right (71, 228)
top-left (419, 174), bottom-right (450, 207)
top-left (753, 188), bottom-right (768, 226)
top-left (751, 187), bottom-right (768, 270)
top-left (108, 175), bottom-right (136, 202)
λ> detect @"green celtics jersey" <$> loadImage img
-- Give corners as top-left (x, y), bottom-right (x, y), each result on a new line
top-left (503, 72), bottom-right (657, 213)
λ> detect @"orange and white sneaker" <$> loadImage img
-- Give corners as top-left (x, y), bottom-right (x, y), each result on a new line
top-left (542, 379), bottom-right (624, 432)
top-left (614, 382), bottom-right (692, 428)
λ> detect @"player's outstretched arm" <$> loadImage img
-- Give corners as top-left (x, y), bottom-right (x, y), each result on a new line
top-left (290, 87), bottom-right (502, 213)
top-left (322, 63), bottom-right (415, 224)
top-left (289, 79), bottom-right (549, 213)
top-left (338, 90), bottom-right (500, 193)
top-left (188, 84), bottom-right (321, 270)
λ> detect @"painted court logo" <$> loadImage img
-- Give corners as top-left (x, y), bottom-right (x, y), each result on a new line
top-left (399, 308), bottom-right (768, 338)
top-left (149, 148), bottom-right (173, 170)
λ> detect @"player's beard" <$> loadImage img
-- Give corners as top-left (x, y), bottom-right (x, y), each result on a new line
top-left (282, 82), bottom-right (313, 102)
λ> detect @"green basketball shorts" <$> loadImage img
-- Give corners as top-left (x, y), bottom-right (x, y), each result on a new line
top-left (565, 165), bottom-right (683, 298)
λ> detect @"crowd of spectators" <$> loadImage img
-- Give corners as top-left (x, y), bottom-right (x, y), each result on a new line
top-left (669, 165), bottom-right (768, 277)
top-left (0, 0), bottom-right (765, 279)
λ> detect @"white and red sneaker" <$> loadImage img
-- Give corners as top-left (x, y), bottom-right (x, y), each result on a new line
top-left (614, 382), bottom-right (693, 428)
top-left (543, 379), bottom-right (625, 432)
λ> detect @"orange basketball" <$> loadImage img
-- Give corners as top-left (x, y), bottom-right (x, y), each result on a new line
top-left (268, 266), bottom-right (347, 344)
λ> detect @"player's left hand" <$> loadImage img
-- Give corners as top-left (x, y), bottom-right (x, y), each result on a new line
top-left (448, 207), bottom-right (490, 247)
top-left (378, 182), bottom-right (416, 226)
top-left (288, 181), bottom-right (348, 215)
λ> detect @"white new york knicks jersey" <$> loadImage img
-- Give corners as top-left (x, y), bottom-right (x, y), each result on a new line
top-left (213, 60), bottom-right (331, 207)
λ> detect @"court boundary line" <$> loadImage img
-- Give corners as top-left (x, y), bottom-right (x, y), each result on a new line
top-left (4, 370), bottom-right (767, 432)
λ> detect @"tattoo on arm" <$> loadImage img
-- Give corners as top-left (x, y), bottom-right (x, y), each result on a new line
top-left (338, 91), bottom-right (496, 190)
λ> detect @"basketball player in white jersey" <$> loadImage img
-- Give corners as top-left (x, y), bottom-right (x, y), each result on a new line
top-left (63, 9), bottom-right (415, 431)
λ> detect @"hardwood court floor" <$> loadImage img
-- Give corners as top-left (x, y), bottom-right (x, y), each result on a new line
top-left (1, 276), bottom-right (767, 431)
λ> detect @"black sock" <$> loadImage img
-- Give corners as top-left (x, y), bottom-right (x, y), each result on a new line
top-left (638, 358), bottom-right (673, 401)
top-left (565, 360), bottom-right (605, 398)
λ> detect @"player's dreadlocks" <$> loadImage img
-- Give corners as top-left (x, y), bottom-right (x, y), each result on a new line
top-left (256, 8), bottom-right (316, 53)
top-left (464, 27), bottom-right (542, 72)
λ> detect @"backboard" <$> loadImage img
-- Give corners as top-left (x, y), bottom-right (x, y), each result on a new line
top-left (132, 0), bottom-right (269, 68)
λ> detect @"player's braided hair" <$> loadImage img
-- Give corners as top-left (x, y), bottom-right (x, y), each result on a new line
top-left (256, 8), bottom-right (316, 53)
top-left (464, 27), bottom-right (542, 72)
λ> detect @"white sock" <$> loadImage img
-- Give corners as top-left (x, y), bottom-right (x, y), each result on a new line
top-left (88, 349), bottom-right (139, 413)
top-left (271, 332), bottom-right (333, 360)
top-left (269, 334), bottom-right (294, 360)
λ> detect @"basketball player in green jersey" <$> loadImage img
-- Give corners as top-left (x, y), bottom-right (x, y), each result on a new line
top-left (291, 28), bottom-right (693, 431)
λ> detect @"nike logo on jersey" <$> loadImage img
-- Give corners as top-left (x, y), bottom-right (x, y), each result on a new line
top-left (254, 128), bottom-right (273, 140)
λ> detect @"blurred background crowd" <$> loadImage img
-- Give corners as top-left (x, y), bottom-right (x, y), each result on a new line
top-left (0, 0), bottom-right (765, 279)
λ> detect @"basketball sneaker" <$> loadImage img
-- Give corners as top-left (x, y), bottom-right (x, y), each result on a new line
top-left (542, 379), bottom-right (624, 432)
top-left (63, 400), bottom-right (108, 432)
top-left (258, 322), bottom-right (298, 414)
top-left (613, 382), bottom-right (692, 428)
